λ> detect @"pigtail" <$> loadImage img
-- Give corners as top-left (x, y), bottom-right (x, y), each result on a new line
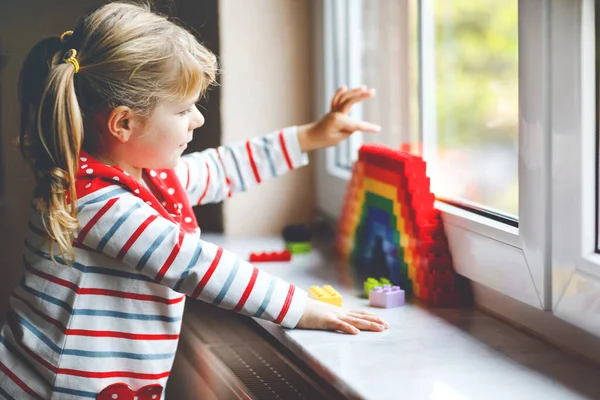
top-left (18, 36), bottom-right (83, 264)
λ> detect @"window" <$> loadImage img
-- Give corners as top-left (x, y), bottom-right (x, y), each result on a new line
top-left (315, 0), bottom-right (419, 217)
top-left (323, 0), bottom-right (364, 177)
top-left (322, 1), bottom-right (420, 176)
top-left (550, 0), bottom-right (600, 336)
top-left (421, 0), bottom-right (519, 221)
top-left (320, 0), bottom-right (520, 221)
top-left (316, 0), bottom-right (551, 312)
top-left (317, 0), bottom-right (600, 340)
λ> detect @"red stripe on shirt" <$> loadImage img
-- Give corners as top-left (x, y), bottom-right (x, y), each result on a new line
top-left (24, 258), bottom-right (79, 292)
top-left (9, 329), bottom-right (171, 380)
top-left (77, 197), bottom-right (118, 242)
top-left (12, 292), bottom-right (178, 340)
top-left (57, 368), bottom-right (171, 380)
top-left (154, 232), bottom-right (184, 283)
top-left (246, 141), bottom-right (262, 183)
top-left (116, 214), bottom-right (158, 260)
top-left (216, 148), bottom-right (232, 197)
top-left (76, 288), bottom-right (185, 304)
top-left (197, 161), bottom-right (211, 205)
top-left (278, 130), bottom-right (294, 170)
top-left (64, 329), bottom-right (179, 340)
top-left (24, 258), bottom-right (181, 304)
top-left (274, 284), bottom-right (295, 325)
top-left (192, 247), bottom-right (224, 298)
top-left (0, 360), bottom-right (44, 399)
top-left (232, 267), bottom-right (259, 312)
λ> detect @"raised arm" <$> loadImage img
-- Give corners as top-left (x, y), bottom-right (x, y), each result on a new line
top-left (175, 126), bottom-right (308, 206)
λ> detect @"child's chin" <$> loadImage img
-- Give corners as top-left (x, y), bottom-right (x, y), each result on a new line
top-left (152, 157), bottom-right (179, 170)
top-left (165, 159), bottom-right (179, 169)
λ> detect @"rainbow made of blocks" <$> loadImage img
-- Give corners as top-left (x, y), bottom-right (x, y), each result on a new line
top-left (336, 143), bottom-right (471, 307)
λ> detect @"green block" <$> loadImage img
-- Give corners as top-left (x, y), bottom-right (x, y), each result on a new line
top-left (363, 277), bottom-right (392, 298)
top-left (286, 241), bottom-right (312, 254)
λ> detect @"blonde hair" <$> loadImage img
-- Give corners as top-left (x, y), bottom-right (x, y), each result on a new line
top-left (18, 1), bottom-right (217, 264)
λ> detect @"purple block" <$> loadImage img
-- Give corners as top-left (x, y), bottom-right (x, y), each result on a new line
top-left (369, 285), bottom-right (405, 308)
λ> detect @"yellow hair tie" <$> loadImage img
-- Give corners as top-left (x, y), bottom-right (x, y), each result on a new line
top-left (63, 49), bottom-right (79, 74)
top-left (60, 30), bottom-right (73, 43)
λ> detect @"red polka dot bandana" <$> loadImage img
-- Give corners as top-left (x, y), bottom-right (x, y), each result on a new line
top-left (74, 150), bottom-right (199, 235)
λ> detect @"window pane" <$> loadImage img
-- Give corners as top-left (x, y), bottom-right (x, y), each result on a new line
top-left (424, 0), bottom-right (519, 218)
top-left (360, 1), bottom-right (420, 148)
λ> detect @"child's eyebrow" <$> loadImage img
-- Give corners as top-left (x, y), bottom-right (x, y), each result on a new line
top-left (183, 94), bottom-right (202, 107)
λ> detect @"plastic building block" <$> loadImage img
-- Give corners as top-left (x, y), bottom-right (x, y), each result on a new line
top-left (363, 277), bottom-right (391, 298)
top-left (248, 250), bottom-right (291, 262)
top-left (285, 241), bottom-right (312, 254)
top-left (282, 224), bottom-right (312, 242)
top-left (336, 142), bottom-right (472, 307)
top-left (308, 285), bottom-right (342, 307)
top-left (369, 284), bottom-right (405, 308)
top-left (283, 225), bottom-right (312, 254)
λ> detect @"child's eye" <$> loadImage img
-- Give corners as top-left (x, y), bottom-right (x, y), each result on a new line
top-left (179, 107), bottom-right (193, 116)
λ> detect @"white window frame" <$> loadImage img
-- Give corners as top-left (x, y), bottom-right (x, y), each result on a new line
top-left (313, 0), bottom-right (361, 219)
top-left (315, 0), bottom-right (554, 311)
top-left (324, 0), bottom-right (364, 179)
top-left (423, 0), bottom-right (551, 310)
top-left (550, 0), bottom-right (600, 336)
top-left (314, 0), bottom-right (413, 218)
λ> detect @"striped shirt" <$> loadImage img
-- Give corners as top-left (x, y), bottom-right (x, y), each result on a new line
top-left (0, 127), bottom-right (309, 399)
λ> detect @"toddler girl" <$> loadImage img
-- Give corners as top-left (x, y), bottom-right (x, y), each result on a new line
top-left (0, 2), bottom-right (386, 399)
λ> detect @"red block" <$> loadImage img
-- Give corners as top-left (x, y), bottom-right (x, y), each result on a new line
top-left (249, 250), bottom-right (291, 262)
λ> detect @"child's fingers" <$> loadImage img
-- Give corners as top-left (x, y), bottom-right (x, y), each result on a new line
top-left (335, 86), bottom-right (373, 111)
top-left (332, 318), bottom-right (360, 334)
top-left (349, 309), bottom-right (377, 316)
top-left (331, 85), bottom-right (347, 111)
top-left (337, 90), bottom-right (375, 114)
top-left (338, 114), bottom-right (381, 133)
top-left (346, 311), bottom-right (389, 328)
top-left (341, 315), bottom-right (386, 332)
top-left (336, 87), bottom-right (367, 107)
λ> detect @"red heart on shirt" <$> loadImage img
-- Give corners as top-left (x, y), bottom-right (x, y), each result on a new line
top-left (97, 383), bottom-right (163, 400)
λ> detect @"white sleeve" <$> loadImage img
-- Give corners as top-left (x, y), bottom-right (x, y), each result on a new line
top-left (174, 126), bottom-right (309, 205)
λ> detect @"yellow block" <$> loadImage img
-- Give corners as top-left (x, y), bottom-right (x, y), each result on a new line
top-left (308, 285), bottom-right (343, 307)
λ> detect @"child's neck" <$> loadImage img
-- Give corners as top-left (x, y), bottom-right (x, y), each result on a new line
top-left (90, 152), bottom-right (144, 183)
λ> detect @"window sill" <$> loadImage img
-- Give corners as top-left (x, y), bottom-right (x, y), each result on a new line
top-left (200, 234), bottom-right (600, 398)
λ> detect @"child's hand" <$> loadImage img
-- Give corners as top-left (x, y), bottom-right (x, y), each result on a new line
top-left (295, 298), bottom-right (389, 334)
top-left (297, 85), bottom-right (381, 153)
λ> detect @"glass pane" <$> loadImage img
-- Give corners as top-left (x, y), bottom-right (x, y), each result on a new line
top-left (425, 0), bottom-right (519, 218)
top-left (360, 1), bottom-right (420, 148)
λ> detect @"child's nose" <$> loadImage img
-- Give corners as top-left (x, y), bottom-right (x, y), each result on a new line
top-left (191, 107), bottom-right (205, 130)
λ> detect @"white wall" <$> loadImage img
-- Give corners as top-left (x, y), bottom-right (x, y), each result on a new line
top-left (219, 0), bottom-right (315, 236)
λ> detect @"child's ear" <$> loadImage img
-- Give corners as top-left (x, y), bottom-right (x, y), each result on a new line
top-left (107, 106), bottom-right (134, 143)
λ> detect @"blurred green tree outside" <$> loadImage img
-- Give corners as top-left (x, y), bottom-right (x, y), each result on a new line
top-left (432, 0), bottom-right (519, 216)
